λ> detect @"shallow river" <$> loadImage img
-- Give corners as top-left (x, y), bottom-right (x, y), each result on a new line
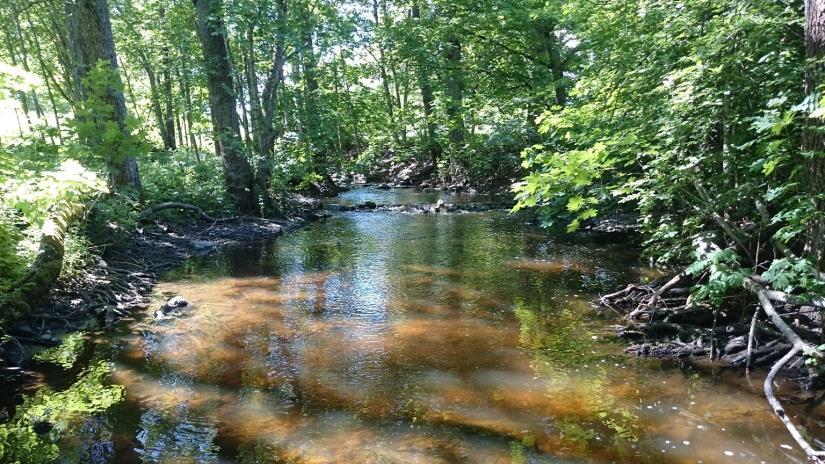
top-left (17, 188), bottom-right (825, 463)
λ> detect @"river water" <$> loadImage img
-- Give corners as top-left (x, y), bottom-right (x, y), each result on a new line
top-left (11, 188), bottom-right (825, 463)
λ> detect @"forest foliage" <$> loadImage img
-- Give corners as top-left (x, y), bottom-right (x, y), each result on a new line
top-left (0, 0), bottom-right (821, 350)
top-left (2, 0), bottom-right (825, 460)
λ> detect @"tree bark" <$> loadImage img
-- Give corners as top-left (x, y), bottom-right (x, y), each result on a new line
top-left (68, 0), bottom-right (142, 191)
top-left (193, 0), bottom-right (256, 214)
top-left (805, 0), bottom-right (825, 266)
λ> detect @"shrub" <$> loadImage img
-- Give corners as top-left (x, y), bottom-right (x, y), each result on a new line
top-left (140, 149), bottom-right (231, 215)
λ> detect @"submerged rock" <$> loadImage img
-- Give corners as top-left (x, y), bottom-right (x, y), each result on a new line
top-left (33, 420), bottom-right (53, 435)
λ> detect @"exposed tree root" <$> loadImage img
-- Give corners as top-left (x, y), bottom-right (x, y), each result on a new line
top-left (601, 268), bottom-right (825, 461)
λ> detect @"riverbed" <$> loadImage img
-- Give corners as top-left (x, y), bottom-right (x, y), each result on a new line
top-left (8, 188), bottom-right (822, 463)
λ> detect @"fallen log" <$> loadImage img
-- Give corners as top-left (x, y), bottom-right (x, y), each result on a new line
top-left (0, 200), bottom-right (87, 327)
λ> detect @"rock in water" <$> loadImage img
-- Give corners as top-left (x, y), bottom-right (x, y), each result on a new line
top-left (156, 296), bottom-right (191, 320)
top-left (33, 420), bottom-right (53, 435)
top-left (166, 296), bottom-right (189, 308)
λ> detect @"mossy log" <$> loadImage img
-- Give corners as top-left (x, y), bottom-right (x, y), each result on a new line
top-left (0, 200), bottom-right (87, 327)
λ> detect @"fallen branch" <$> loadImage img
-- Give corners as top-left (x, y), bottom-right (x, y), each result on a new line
top-left (762, 288), bottom-right (825, 310)
top-left (746, 306), bottom-right (760, 371)
top-left (630, 271), bottom-right (687, 318)
top-left (744, 278), bottom-right (825, 462)
top-left (139, 202), bottom-right (237, 223)
top-left (764, 345), bottom-right (825, 463)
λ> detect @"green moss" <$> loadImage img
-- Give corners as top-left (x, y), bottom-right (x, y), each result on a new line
top-left (33, 332), bottom-right (87, 369)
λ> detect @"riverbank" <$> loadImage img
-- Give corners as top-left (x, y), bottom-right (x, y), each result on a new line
top-left (598, 275), bottom-right (820, 383)
top-left (0, 198), bottom-right (324, 371)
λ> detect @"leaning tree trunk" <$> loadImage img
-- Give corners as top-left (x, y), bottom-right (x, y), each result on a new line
top-left (68, 0), bottom-right (142, 191)
top-left (0, 201), bottom-right (86, 327)
top-left (806, 0), bottom-right (825, 267)
top-left (193, 0), bottom-right (256, 214)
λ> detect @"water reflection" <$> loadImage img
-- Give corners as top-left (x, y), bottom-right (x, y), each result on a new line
top-left (97, 211), bottom-right (820, 463)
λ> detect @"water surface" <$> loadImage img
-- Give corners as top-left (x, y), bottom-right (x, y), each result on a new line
top-left (17, 192), bottom-right (825, 463)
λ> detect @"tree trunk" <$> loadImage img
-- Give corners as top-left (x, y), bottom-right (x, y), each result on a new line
top-left (806, 0), bottom-right (825, 266)
top-left (178, 59), bottom-right (200, 160)
top-left (255, 0), bottom-right (288, 199)
top-left (444, 35), bottom-right (465, 147)
top-left (161, 46), bottom-right (177, 151)
top-left (536, 19), bottom-right (566, 107)
top-left (139, 54), bottom-right (172, 149)
top-left (372, 0), bottom-right (399, 144)
top-left (339, 52), bottom-right (362, 153)
top-left (68, 0), bottom-right (141, 190)
top-left (26, 9), bottom-right (65, 142)
top-left (193, 0), bottom-right (256, 214)
top-left (411, 2), bottom-right (438, 166)
top-left (297, 4), bottom-right (328, 178)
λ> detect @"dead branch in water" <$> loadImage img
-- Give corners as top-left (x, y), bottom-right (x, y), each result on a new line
top-left (745, 278), bottom-right (825, 462)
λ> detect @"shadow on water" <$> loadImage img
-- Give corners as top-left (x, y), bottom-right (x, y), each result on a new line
top-left (8, 206), bottom-right (825, 463)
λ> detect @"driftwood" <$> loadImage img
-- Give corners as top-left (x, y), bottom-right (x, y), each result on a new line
top-left (0, 200), bottom-right (87, 326)
top-left (744, 278), bottom-right (825, 463)
top-left (602, 268), bottom-right (825, 462)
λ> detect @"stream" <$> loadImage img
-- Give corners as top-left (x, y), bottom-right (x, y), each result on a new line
top-left (7, 188), bottom-right (823, 463)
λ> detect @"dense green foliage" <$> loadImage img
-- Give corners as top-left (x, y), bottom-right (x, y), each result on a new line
top-left (0, 0), bottom-right (577, 292)
top-left (513, 0), bottom-right (825, 312)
